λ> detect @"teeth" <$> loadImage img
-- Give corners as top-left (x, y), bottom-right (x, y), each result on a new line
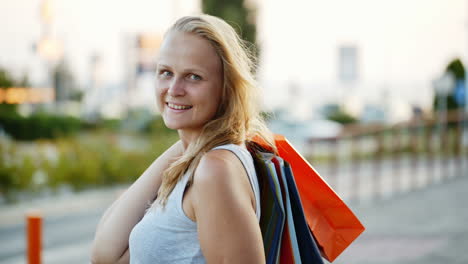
top-left (168, 103), bottom-right (192, 110)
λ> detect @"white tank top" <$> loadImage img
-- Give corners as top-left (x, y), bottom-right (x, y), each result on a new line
top-left (128, 144), bottom-right (260, 263)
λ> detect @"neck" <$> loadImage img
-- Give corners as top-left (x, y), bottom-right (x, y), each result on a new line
top-left (178, 129), bottom-right (202, 151)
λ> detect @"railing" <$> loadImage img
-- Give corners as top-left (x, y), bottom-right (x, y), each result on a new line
top-left (307, 110), bottom-right (468, 203)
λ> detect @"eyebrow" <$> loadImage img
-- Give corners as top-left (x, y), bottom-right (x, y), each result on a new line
top-left (157, 63), bottom-right (207, 75)
top-left (156, 63), bottom-right (170, 69)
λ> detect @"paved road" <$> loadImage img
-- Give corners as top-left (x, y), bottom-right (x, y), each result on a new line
top-left (333, 173), bottom-right (468, 264)
top-left (0, 188), bottom-right (120, 264)
top-left (0, 169), bottom-right (466, 263)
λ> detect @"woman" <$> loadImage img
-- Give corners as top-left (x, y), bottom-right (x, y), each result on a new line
top-left (91, 14), bottom-right (275, 263)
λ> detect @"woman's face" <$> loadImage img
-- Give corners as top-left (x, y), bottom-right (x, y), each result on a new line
top-left (155, 31), bottom-right (223, 134)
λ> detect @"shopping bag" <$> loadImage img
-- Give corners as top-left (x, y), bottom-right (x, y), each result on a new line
top-left (282, 160), bottom-right (324, 264)
top-left (252, 151), bottom-right (285, 264)
top-left (252, 135), bottom-right (365, 262)
top-left (250, 145), bottom-right (324, 264)
top-left (272, 157), bottom-right (301, 264)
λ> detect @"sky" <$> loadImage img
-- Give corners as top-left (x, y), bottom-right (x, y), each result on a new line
top-left (259, 0), bottom-right (466, 83)
top-left (0, 0), bottom-right (467, 119)
top-left (257, 0), bottom-right (467, 112)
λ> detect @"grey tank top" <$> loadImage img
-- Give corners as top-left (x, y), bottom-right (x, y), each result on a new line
top-left (128, 144), bottom-right (260, 263)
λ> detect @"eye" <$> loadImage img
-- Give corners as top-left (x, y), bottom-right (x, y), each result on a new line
top-left (189, 74), bottom-right (202, 81)
top-left (159, 70), bottom-right (173, 78)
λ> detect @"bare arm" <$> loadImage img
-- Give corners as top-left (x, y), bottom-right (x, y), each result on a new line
top-left (91, 140), bottom-right (184, 264)
top-left (192, 150), bottom-right (265, 264)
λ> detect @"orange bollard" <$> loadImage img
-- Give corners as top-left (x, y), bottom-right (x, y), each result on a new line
top-left (26, 211), bottom-right (42, 264)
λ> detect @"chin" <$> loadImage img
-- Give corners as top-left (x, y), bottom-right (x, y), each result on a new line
top-left (163, 121), bottom-right (195, 131)
top-left (162, 121), bottom-right (181, 130)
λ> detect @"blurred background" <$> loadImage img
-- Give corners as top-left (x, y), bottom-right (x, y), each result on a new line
top-left (1, 0), bottom-right (467, 263)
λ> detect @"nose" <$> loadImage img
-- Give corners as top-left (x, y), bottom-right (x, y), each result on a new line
top-left (167, 78), bottom-right (185, 97)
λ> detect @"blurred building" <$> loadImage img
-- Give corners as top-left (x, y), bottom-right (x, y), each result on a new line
top-left (0, 0), bottom-right (200, 118)
top-left (256, 0), bottom-right (467, 123)
top-left (0, 0), bottom-right (466, 122)
top-left (124, 33), bottom-right (163, 111)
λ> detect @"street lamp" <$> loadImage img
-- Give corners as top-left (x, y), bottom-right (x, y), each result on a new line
top-left (37, 0), bottom-right (63, 110)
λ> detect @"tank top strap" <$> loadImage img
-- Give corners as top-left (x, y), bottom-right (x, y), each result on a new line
top-left (212, 144), bottom-right (261, 220)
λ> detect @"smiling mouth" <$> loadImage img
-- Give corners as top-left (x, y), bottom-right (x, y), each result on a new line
top-left (166, 102), bottom-right (193, 110)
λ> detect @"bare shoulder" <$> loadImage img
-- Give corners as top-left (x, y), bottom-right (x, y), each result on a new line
top-left (191, 148), bottom-right (252, 205)
top-left (192, 148), bottom-right (247, 188)
top-left (190, 148), bottom-right (264, 262)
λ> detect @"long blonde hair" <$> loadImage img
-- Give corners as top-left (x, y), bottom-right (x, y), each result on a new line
top-left (155, 14), bottom-right (275, 207)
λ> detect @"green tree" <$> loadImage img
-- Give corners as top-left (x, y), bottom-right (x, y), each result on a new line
top-left (326, 109), bottom-right (358, 124)
top-left (446, 58), bottom-right (465, 80)
top-left (433, 58), bottom-right (464, 111)
top-left (0, 68), bottom-right (18, 114)
top-left (202, 0), bottom-right (258, 58)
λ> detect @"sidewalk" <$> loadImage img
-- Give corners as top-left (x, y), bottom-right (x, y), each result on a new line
top-left (1, 174), bottom-right (467, 263)
top-left (0, 186), bottom-right (122, 228)
top-left (333, 173), bottom-right (468, 264)
top-left (0, 187), bottom-right (124, 264)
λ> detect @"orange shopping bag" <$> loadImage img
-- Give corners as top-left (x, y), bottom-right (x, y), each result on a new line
top-left (253, 134), bottom-right (365, 262)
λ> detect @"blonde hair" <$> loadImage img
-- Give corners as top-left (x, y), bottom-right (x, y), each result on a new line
top-left (155, 14), bottom-right (275, 207)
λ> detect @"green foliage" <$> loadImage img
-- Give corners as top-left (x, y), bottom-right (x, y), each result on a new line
top-left (81, 118), bottom-right (122, 131)
top-left (142, 116), bottom-right (176, 136)
top-left (0, 142), bottom-right (36, 202)
top-left (0, 111), bottom-right (82, 140)
top-left (0, 148), bottom-right (16, 200)
top-left (0, 130), bottom-right (179, 202)
top-left (0, 69), bottom-right (15, 87)
top-left (202, 0), bottom-right (258, 57)
top-left (0, 68), bottom-right (18, 114)
top-left (446, 58), bottom-right (465, 80)
top-left (433, 94), bottom-right (459, 112)
top-left (260, 111), bottom-right (274, 122)
top-left (0, 108), bottom-right (180, 202)
top-left (433, 58), bottom-right (465, 111)
top-left (326, 109), bottom-right (358, 124)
